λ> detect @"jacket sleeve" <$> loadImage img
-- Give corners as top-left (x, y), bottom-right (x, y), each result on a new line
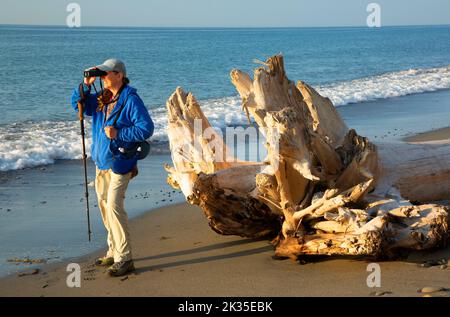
top-left (117, 96), bottom-right (154, 142)
top-left (71, 83), bottom-right (98, 117)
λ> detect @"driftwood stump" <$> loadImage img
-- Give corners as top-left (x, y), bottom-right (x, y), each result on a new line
top-left (165, 54), bottom-right (449, 260)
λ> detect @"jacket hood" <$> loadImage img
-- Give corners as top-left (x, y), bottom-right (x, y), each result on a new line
top-left (121, 85), bottom-right (137, 99)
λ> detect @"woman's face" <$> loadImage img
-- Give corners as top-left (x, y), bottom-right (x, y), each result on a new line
top-left (101, 71), bottom-right (123, 89)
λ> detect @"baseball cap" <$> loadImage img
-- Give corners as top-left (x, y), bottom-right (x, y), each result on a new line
top-left (94, 58), bottom-right (127, 76)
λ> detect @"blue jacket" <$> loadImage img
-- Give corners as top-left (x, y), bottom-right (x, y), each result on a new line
top-left (71, 84), bottom-right (154, 174)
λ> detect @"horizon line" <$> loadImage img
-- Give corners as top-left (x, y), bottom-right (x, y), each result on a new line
top-left (1, 23), bottom-right (450, 29)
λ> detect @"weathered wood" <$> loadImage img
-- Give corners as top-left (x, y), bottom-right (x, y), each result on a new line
top-left (165, 54), bottom-right (450, 260)
top-left (192, 166), bottom-right (282, 238)
top-left (376, 142), bottom-right (450, 202)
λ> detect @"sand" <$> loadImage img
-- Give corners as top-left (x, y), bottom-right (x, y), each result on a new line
top-left (0, 202), bottom-right (449, 297)
top-left (404, 126), bottom-right (450, 144)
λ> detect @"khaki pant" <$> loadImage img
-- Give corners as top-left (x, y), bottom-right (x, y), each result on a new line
top-left (95, 168), bottom-right (132, 262)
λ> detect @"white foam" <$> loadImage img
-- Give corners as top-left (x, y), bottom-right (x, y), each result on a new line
top-left (317, 66), bottom-right (450, 106)
top-left (1, 65), bottom-right (450, 171)
top-left (150, 95), bottom-right (248, 143)
top-left (0, 121), bottom-right (92, 171)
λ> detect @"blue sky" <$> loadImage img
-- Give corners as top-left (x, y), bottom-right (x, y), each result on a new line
top-left (1, 0), bottom-right (449, 27)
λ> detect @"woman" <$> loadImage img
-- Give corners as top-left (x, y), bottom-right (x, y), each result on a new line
top-left (71, 58), bottom-right (154, 277)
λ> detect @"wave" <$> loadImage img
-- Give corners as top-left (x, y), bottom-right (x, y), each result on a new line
top-left (1, 65), bottom-right (450, 171)
top-left (317, 66), bottom-right (450, 106)
top-left (0, 121), bottom-right (91, 172)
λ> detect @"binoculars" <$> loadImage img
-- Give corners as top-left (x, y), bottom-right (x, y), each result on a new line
top-left (83, 68), bottom-right (107, 78)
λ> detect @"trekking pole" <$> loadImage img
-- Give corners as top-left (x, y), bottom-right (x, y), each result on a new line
top-left (77, 83), bottom-right (92, 242)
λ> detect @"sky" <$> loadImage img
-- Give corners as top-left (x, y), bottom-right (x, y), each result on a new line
top-left (0, 0), bottom-right (449, 27)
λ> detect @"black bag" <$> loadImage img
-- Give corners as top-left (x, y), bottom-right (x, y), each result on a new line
top-left (114, 140), bottom-right (151, 160)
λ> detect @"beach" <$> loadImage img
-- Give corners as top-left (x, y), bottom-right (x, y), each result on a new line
top-left (0, 202), bottom-right (449, 297)
top-left (2, 88), bottom-right (450, 296)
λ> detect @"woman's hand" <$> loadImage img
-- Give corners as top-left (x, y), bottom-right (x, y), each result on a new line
top-left (104, 126), bottom-right (117, 139)
top-left (84, 76), bottom-right (96, 86)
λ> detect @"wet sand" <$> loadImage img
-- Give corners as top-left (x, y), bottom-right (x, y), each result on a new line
top-left (0, 154), bottom-right (186, 277)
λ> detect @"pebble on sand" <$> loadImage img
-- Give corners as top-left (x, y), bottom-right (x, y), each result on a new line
top-left (418, 286), bottom-right (446, 293)
top-left (371, 291), bottom-right (392, 296)
top-left (17, 269), bottom-right (40, 277)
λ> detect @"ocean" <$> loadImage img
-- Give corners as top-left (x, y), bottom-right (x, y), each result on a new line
top-left (1, 25), bottom-right (450, 277)
top-left (1, 25), bottom-right (450, 171)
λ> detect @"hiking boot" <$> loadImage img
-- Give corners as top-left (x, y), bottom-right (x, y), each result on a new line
top-left (94, 256), bottom-right (114, 267)
top-left (107, 260), bottom-right (135, 277)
